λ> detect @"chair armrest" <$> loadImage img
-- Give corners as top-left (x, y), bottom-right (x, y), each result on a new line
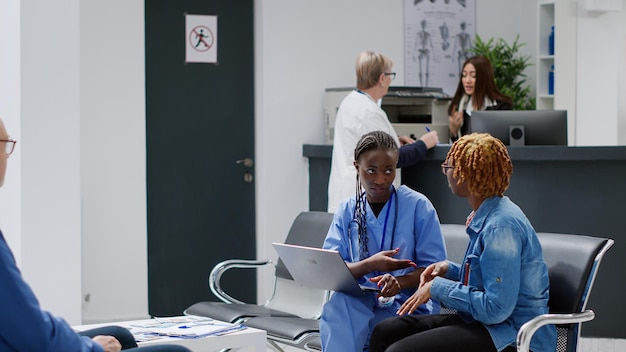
top-left (210, 259), bottom-right (272, 304)
top-left (516, 310), bottom-right (595, 352)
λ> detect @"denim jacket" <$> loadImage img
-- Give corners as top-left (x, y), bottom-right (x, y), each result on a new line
top-left (430, 196), bottom-right (557, 352)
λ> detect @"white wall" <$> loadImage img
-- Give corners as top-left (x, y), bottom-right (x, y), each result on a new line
top-left (254, 0), bottom-right (406, 300)
top-left (0, 0), bottom-right (22, 264)
top-left (475, 0), bottom-right (538, 96)
top-left (1, 0), bottom-right (624, 324)
top-left (576, 3), bottom-right (626, 145)
top-left (0, 0), bottom-right (147, 324)
top-left (79, 0), bottom-right (148, 323)
top-left (253, 0), bottom-right (531, 301)
top-left (20, 0), bottom-right (83, 323)
top-left (255, 0), bottom-right (626, 301)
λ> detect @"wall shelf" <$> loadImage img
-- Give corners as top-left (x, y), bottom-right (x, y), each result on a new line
top-left (536, 0), bottom-right (577, 145)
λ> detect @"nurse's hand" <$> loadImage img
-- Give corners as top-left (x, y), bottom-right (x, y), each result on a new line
top-left (370, 273), bottom-right (401, 297)
top-left (419, 260), bottom-right (448, 289)
top-left (368, 248), bottom-right (416, 272)
top-left (396, 280), bottom-right (432, 316)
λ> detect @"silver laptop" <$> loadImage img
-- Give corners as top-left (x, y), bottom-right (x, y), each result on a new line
top-left (272, 242), bottom-right (381, 296)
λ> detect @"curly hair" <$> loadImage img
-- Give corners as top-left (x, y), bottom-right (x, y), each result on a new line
top-left (444, 133), bottom-right (512, 198)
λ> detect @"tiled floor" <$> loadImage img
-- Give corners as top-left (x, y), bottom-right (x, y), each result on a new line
top-left (256, 338), bottom-right (626, 351)
top-left (579, 337), bottom-right (626, 352)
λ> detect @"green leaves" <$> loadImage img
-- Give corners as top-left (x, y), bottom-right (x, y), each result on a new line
top-left (470, 35), bottom-right (535, 110)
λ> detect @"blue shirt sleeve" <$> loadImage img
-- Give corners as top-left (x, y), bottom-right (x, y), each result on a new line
top-left (0, 232), bottom-right (104, 352)
top-left (431, 226), bottom-right (522, 325)
top-left (411, 195), bottom-right (447, 268)
top-left (445, 261), bottom-right (461, 281)
top-left (397, 140), bottom-right (428, 168)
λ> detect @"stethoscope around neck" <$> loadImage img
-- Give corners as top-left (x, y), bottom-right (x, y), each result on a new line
top-left (348, 186), bottom-right (398, 262)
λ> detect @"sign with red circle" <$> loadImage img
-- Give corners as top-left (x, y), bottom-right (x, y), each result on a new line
top-left (185, 15), bottom-right (217, 64)
top-left (189, 26), bottom-right (214, 52)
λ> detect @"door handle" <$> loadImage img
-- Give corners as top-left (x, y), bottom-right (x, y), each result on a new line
top-left (236, 158), bottom-right (254, 168)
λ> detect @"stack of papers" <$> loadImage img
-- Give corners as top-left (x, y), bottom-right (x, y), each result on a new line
top-left (129, 316), bottom-right (247, 341)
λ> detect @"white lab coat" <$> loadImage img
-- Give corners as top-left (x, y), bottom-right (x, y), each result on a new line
top-left (327, 90), bottom-right (401, 213)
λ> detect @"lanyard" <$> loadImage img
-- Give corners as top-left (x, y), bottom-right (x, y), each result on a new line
top-left (379, 187), bottom-right (396, 252)
top-left (348, 186), bottom-right (398, 262)
top-left (375, 187), bottom-right (398, 279)
top-left (356, 89), bottom-right (375, 103)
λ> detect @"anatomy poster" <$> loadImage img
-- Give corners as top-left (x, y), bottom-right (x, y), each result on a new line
top-left (404, 0), bottom-right (475, 95)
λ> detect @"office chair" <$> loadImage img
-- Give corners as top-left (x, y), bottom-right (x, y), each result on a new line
top-left (288, 224), bottom-right (468, 352)
top-left (436, 224), bottom-right (614, 352)
top-left (300, 225), bottom-right (614, 352)
top-left (183, 211), bottom-right (334, 351)
top-left (303, 337), bottom-right (321, 352)
top-left (517, 232), bottom-right (613, 352)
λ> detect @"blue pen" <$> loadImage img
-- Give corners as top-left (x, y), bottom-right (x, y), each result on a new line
top-left (178, 322), bottom-right (232, 329)
top-left (425, 127), bottom-right (431, 132)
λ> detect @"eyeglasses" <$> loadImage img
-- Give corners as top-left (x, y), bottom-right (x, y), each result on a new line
top-left (0, 139), bottom-right (17, 156)
top-left (384, 72), bottom-right (396, 80)
top-left (441, 162), bottom-right (454, 175)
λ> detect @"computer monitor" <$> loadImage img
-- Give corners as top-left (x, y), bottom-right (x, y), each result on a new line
top-left (470, 110), bottom-right (568, 146)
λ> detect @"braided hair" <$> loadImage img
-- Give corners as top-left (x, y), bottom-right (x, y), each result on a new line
top-left (353, 130), bottom-right (399, 260)
top-left (445, 133), bottom-right (512, 198)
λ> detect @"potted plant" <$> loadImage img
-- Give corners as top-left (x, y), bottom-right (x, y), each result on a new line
top-left (470, 35), bottom-right (535, 110)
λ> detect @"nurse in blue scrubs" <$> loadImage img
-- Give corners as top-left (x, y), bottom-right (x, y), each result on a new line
top-left (320, 130), bottom-right (446, 352)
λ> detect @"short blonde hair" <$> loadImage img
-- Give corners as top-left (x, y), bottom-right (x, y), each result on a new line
top-left (445, 133), bottom-right (513, 198)
top-left (355, 51), bottom-right (392, 90)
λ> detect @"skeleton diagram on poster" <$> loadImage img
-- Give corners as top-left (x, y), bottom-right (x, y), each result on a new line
top-left (404, 0), bottom-right (475, 95)
top-left (186, 14), bottom-right (218, 64)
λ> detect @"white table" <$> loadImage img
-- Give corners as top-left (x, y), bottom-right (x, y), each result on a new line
top-left (74, 316), bottom-right (266, 352)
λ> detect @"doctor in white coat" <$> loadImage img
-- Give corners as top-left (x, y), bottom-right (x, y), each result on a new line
top-left (327, 51), bottom-right (438, 213)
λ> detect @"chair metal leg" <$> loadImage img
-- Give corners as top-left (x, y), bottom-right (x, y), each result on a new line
top-left (267, 339), bottom-right (286, 352)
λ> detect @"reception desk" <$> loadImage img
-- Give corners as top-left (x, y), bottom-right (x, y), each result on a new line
top-left (303, 144), bottom-right (625, 338)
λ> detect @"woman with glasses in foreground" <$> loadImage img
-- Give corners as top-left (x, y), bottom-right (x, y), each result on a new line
top-left (369, 133), bottom-right (556, 352)
top-left (0, 118), bottom-right (189, 352)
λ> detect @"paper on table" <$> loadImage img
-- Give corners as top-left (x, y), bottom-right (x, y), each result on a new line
top-left (130, 316), bottom-right (213, 329)
top-left (144, 322), bottom-right (247, 338)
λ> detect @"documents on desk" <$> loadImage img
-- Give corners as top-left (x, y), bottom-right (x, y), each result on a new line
top-left (129, 316), bottom-right (247, 342)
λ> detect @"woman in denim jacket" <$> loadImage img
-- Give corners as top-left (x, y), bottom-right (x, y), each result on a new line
top-left (370, 133), bottom-right (557, 352)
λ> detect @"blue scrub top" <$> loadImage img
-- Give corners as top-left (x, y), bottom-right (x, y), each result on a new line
top-left (325, 185), bottom-right (447, 306)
